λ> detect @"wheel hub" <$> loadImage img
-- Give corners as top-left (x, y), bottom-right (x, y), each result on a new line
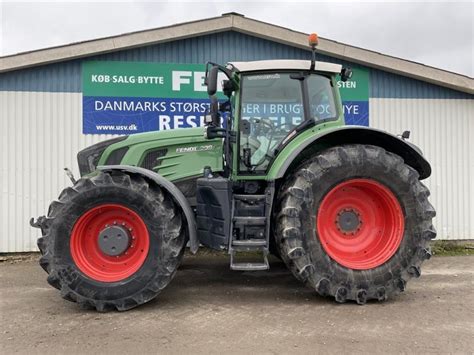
top-left (70, 204), bottom-right (150, 282)
top-left (98, 225), bottom-right (130, 256)
top-left (316, 179), bottom-right (405, 270)
top-left (336, 208), bottom-right (361, 234)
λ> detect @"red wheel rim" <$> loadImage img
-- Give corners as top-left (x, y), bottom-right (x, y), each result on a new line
top-left (316, 179), bottom-right (404, 270)
top-left (70, 204), bottom-right (150, 282)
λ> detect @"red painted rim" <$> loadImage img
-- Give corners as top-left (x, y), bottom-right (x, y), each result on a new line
top-left (70, 204), bottom-right (150, 282)
top-left (316, 179), bottom-right (404, 270)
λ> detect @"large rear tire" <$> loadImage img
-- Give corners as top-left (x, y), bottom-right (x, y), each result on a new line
top-left (275, 144), bottom-right (436, 304)
top-left (37, 170), bottom-right (186, 311)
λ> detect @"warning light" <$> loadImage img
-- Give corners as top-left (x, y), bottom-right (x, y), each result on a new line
top-left (308, 33), bottom-right (319, 48)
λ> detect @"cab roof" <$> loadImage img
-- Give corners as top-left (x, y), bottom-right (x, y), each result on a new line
top-left (228, 60), bottom-right (342, 74)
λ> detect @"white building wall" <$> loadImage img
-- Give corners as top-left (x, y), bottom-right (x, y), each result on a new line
top-left (0, 92), bottom-right (473, 252)
top-left (0, 91), bottom-right (113, 252)
top-left (370, 98), bottom-right (474, 241)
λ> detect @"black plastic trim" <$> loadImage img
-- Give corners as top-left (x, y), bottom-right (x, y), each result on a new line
top-left (77, 136), bottom-right (127, 176)
top-left (105, 146), bottom-right (129, 166)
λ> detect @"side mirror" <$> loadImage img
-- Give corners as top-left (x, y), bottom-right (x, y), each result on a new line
top-left (340, 68), bottom-right (353, 82)
top-left (206, 66), bottom-right (219, 96)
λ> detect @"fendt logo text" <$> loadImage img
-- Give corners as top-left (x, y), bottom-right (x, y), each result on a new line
top-left (176, 145), bottom-right (214, 153)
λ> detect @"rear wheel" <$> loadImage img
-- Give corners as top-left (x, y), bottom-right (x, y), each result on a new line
top-left (275, 144), bottom-right (436, 304)
top-left (37, 171), bottom-right (186, 311)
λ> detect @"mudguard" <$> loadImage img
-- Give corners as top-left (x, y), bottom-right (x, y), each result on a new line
top-left (98, 165), bottom-right (198, 253)
top-left (271, 126), bottom-right (432, 180)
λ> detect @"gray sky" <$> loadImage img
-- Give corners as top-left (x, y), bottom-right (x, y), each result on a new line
top-left (1, 1), bottom-right (473, 77)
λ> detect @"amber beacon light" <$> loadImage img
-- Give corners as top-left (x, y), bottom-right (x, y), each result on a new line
top-left (308, 33), bottom-right (319, 48)
top-left (309, 33), bottom-right (319, 70)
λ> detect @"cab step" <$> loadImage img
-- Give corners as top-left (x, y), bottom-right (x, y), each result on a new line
top-left (230, 250), bottom-right (269, 271)
top-left (232, 239), bottom-right (267, 247)
top-left (233, 194), bottom-right (266, 201)
top-left (232, 216), bottom-right (266, 226)
top-left (228, 184), bottom-right (274, 272)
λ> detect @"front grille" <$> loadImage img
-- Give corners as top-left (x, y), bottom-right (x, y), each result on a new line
top-left (140, 149), bottom-right (167, 171)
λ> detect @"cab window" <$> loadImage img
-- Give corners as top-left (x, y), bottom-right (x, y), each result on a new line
top-left (239, 73), bottom-right (303, 172)
top-left (307, 75), bottom-right (337, 121)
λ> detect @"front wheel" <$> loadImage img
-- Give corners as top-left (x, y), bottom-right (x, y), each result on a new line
top-left (275, 145), bottom-right (436, 304)
top-left (37, 171), bottom-right (186, 311)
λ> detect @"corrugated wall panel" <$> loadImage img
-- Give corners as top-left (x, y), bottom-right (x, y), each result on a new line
top-left (0, 91), bottom-right (114, 252)
top-left (370, 98), bottom-right (474, 240)
top-left (369, 69), bottom-right (471, 99)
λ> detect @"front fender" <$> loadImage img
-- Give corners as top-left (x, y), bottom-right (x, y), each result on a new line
top-left (269, 126), bottom-right (431, 180)
top-left (98, 165), bottom-right (198, 253)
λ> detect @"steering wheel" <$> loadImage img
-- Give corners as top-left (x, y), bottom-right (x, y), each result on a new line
top-left (244, 118), bottom-right (278, 168)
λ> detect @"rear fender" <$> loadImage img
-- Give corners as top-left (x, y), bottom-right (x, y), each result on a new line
top-left (271, 126), bottom-right (431, 180)
top-left (98, 165), bottom-right (198, 253)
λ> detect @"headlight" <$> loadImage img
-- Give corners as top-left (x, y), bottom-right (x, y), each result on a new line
top-left (77, 136), bottom-right (127, 176)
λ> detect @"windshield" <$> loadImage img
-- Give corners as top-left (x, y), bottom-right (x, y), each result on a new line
top-left (239, 72), bottom-right (337, 172)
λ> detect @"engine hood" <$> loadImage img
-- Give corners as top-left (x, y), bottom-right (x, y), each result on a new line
top-left (95, 127), bottom-right (223, 181)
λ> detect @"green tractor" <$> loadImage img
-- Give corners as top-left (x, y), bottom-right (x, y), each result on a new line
top-left (31, 35), bottom-right (435, 311)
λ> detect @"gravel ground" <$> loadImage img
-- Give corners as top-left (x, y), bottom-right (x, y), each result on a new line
top-left (1, 253), bottom-right (473, 354)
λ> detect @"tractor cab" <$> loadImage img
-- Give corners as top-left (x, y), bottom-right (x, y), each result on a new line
top-left (205, 59), bottom-right (347, 175)
top-left (203, 33), bottom-right (352, 180)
